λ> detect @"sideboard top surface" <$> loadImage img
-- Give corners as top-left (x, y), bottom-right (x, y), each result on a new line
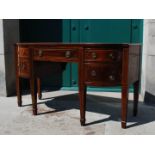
top-left (15, 42), bottom-right (141, 48)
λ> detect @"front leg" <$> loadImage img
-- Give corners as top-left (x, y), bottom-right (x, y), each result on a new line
top-left (30, 78), bottom-right (37, 115)
top-left (121, 85), bottom-right (129, 129)
top-left (16, 77), bottom-right (22, 107)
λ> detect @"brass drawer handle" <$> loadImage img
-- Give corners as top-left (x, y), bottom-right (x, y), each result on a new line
top-left (92, 52), bottom-right (97, 59)
top-left (109, 75), bottom-right (115, 81)
top-left (91, 70), bottom-right (96, 77)
top-left (108, 53), bottom-right (115, 60)
top-left (38, 50), bottom-right (43, 57)
top-left (65, 51), bottom-right (71, 58)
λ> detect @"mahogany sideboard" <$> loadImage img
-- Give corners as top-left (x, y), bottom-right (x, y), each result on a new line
top-left (15, 43), bottom-right (141, 129)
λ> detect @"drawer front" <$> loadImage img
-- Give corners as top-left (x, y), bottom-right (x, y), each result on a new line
top-left (18, 58), bottom-right (30, 78)
top-left (33, 48), bottom-right (79, 62)
top-left (84, 63), bottom-right (122, 86)
top-left (18, 47), bottom-right (29, 58)
top-left (85, 49), bottom-right (122, 62)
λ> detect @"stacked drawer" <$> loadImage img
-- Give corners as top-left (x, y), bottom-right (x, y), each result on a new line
top-left (17, 47), bottom-right (30, 78)
top-left (84, 48), bottom-right (122, 86)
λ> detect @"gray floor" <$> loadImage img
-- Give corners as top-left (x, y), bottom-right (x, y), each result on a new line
top-left (0, 90), bottom-right (155, 135)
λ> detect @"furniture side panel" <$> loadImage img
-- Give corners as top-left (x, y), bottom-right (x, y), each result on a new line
top-left (128, 45), bottom-right (141, 84)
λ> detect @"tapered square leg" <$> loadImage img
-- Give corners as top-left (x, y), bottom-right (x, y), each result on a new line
top-left (121, 121), bottom-right (127, 129)
top-left (16, 77), bottom-right (22, 107)
top-left (133, 80), bottom-right (139, 116)
top-left (121, 85), bottom-right (129, 129)
top-left (37, 78), bottom-right (42, 100)
top-left (79, 86), bottom-right (86, 126)
top-left (30, 78), bottom-right (37, 115)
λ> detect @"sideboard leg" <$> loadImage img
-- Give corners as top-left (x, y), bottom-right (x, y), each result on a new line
top-left (16, 77), bottom-right (22, 107)
top-left (79, 85), bottom-right (86, 126)
top-left (133, 80), bottom-right (139, 116)
top-left (30, 78), bottom-right (37, 115)
top-left (37, 78), bottom-right (42, 100)
top-left (121, 85), bottom-right (129, 129)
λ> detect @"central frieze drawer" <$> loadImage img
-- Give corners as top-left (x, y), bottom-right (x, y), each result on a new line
top-left (84, 49), bottom-right (122, 62)
top-left (84, 63), bottom-right (122, 86)
top-left (33, 48), bottom-right (79, 62)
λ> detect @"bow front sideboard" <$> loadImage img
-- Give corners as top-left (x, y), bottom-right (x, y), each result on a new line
top-left (15, 43), bottom-right (141, 129)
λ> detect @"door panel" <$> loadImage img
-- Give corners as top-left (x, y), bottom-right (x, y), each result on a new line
top-left (70, 20), bottom-right (80, 86)
top-left (131, 19), bottom-right (143, 43)
top-left (70, 19), bottom-right (80, 42)
top-left (80, 19), bottom-right (132, 43)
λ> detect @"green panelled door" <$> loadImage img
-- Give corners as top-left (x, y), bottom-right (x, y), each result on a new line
top-left (62, 19), bottom-right (143, 90)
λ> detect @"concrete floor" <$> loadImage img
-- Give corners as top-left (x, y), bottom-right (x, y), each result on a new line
top-left (0, 90), bottom-right (155, 135)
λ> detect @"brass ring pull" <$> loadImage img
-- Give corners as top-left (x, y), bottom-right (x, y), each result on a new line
top-left (109, 75), bottom-right (115, 81)
top-left (91, 70), bottom-right (96, 77)
top-left (38, 50), bottom-right (43, 57)
top-left (92, 52), bottom-right (97, 59)
top-left (109, 53), bottom-right (115, 60)
top-left (65, 51), bottom-right (71, 58)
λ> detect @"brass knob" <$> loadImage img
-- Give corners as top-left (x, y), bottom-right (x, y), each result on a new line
top-left (108, 53), bottom-right (115, 60)
top-left (38, 50), bottom-right (43, 57)
top-left (65, 51), bottom-right (71, 58)
top-left (92, 52), bottom-right (97, 59)
top-left (91, 70), bottom-right (96, 77)
top-left (109, 75), bottom-right (115, 81)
